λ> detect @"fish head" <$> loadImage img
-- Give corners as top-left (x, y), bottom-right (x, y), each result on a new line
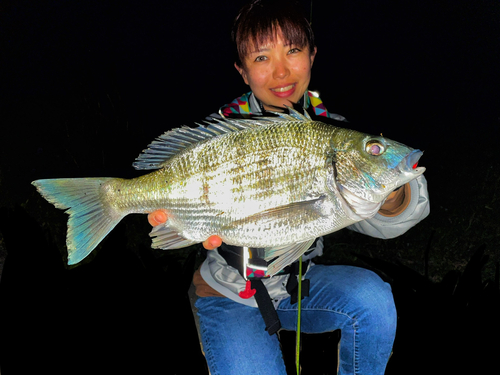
top-left (330, 130), bottom-right (425, 203)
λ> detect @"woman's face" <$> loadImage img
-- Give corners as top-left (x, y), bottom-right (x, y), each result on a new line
top-left (235, 33), bottom-right (317, 111)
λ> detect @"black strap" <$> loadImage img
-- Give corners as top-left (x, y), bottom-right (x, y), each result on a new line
top-left (287, 277), bottom-right (310, 305)
top-left (285, 261), bottom-right (310, 305)
top-left (218, 244), bottom-right (246, 275)
top-left (250, 279), bottom-right (281, 335)
top-left (218, 244), bottom-right (311, 335)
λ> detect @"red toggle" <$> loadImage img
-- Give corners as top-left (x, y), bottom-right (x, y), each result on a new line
top-left (238, 280), bottom-right (256, 299)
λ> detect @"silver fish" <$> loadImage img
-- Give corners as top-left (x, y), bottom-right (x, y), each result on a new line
top-left (32, 110), bottom-right (425, 275)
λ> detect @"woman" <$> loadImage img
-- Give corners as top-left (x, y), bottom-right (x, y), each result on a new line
top-left (149, 1), bottom-right (429, 374)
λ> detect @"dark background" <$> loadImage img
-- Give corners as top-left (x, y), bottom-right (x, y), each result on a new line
top-left (1, 0), bottom-right (499, 374)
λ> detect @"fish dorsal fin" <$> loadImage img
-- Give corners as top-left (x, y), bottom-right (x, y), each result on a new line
top-left (268, 106), bottom-right (312, 122)
top-left (133, 118), bottom-right (259, 170)
top-left (132, 107), bottom-right (310, 170)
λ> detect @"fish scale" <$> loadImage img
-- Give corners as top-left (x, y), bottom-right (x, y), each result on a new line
top-left (32, 110), bottom-right (425, 274)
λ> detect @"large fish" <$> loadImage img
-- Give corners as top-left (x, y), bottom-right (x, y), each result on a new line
top-left (32, 110), bottom-right (425, 275)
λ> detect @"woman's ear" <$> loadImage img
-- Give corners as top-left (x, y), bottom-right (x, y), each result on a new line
top-left (234, 62), bottom-right (249, 85)
top-left (310, 46), bottom-right (317, 67)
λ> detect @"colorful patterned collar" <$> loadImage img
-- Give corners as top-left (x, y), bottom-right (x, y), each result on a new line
top-left (219, 90), bottom-right (332, 118)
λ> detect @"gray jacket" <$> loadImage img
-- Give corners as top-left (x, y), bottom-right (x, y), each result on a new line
top-left (200, 92), bottom-right (430, 308)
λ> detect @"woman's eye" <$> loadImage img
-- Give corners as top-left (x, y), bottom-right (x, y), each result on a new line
top-left (365, 140), bottom-right (386, 155)
top-left (288, 47), bottom-right (301, 54)
top-left (254, 55), bottom-right (267, 62)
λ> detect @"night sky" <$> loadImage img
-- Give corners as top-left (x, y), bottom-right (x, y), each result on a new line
top-left (1, 0), bottom-right (499, 192)
top-left (1, 1), bottom-right (500, 374)
top-left (1, 0), bottom-right (499, 181)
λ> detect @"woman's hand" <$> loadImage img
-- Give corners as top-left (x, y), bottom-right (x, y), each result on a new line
top-left (378, 183), bottom-right (411, 217)
top-left (147, 209), bottom-right (222, 250)
top-left (147, 209), bottom-right (169, 227)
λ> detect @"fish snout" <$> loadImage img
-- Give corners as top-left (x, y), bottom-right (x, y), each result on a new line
top-left (403, 149), bottom-right (426, 175)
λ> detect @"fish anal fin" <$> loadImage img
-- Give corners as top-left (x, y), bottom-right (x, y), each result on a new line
top-left (265, 239), bottom-right (316, 277)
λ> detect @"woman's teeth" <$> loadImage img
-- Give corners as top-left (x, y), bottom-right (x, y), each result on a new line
top-left (272, 84), bottom-right (294, 92)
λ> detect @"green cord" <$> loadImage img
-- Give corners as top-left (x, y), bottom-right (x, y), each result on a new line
top-left (298, 2), bottom-right (311, 372)
top-left (296, 256), bottom-right (303, 374)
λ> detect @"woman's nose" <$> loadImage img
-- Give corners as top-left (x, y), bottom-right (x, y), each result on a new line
top-left (273, 60), bottom-right (290, 79)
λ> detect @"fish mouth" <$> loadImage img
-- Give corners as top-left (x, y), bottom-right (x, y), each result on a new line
top-left (394, 149), bottom-right (426, 186)
top-left (401, 149), bottom-right (425, 173)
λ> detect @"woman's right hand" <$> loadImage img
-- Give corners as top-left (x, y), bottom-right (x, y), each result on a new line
top-left (147, 209), bottom-right (222, 250)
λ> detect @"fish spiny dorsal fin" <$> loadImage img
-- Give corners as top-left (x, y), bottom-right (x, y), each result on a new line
top-left (286, 105), bottom-right (312, 121)
top-left (267, 106), bottom-right (311, 122)
top-left (133, 118), bottom-right (260, 170)
top-left (221, 116), bottom-right (275, 128)
top-left (132, 108), bottom-right (309, 170)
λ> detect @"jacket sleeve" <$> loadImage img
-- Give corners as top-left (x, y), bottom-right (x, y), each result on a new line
top-left (348, 175), bottom-right (430, 239)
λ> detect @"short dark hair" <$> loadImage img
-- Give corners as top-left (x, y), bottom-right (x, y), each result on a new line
top-left (232, 0), bottom-right (315, 67)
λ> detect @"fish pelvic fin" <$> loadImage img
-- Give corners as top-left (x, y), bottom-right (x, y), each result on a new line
top-left (32, 178), bottom-right (125, 265)
top-left (149, 225), bottom-right (198, 249)
top-left (264, 239), bottom-right (316, 277)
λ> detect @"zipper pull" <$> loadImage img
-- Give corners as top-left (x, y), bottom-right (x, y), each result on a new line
top-left (238, 280), bottom-right (256, 299)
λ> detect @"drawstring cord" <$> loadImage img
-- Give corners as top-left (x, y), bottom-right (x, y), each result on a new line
top-left (296, 256), bottom-right (303, 374)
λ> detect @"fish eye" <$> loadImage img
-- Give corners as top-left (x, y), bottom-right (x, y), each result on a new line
top-left (365, 139), bottom-right (386, 156)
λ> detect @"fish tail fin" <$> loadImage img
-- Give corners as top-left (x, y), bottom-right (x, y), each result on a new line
top-left (32, 178), bottom-right (125, 265)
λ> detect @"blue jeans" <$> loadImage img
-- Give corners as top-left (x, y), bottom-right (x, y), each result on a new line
top-left (195, 265), bottom-right (396, 375)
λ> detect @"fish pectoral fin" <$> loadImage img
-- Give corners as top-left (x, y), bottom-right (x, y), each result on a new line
top-left (264, 239), bottom-right (316, 277)
top-left (149, 225), bottom-right (198, 250)
top-left (226, 197), bottom-right (327, 229)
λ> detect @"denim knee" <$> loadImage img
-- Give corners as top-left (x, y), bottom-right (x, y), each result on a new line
top-left (346, 267), bottom-right (397, 333)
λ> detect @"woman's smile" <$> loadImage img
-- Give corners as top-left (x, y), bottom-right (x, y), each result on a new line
top-left (270, 83), bottom-right (296, 97)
